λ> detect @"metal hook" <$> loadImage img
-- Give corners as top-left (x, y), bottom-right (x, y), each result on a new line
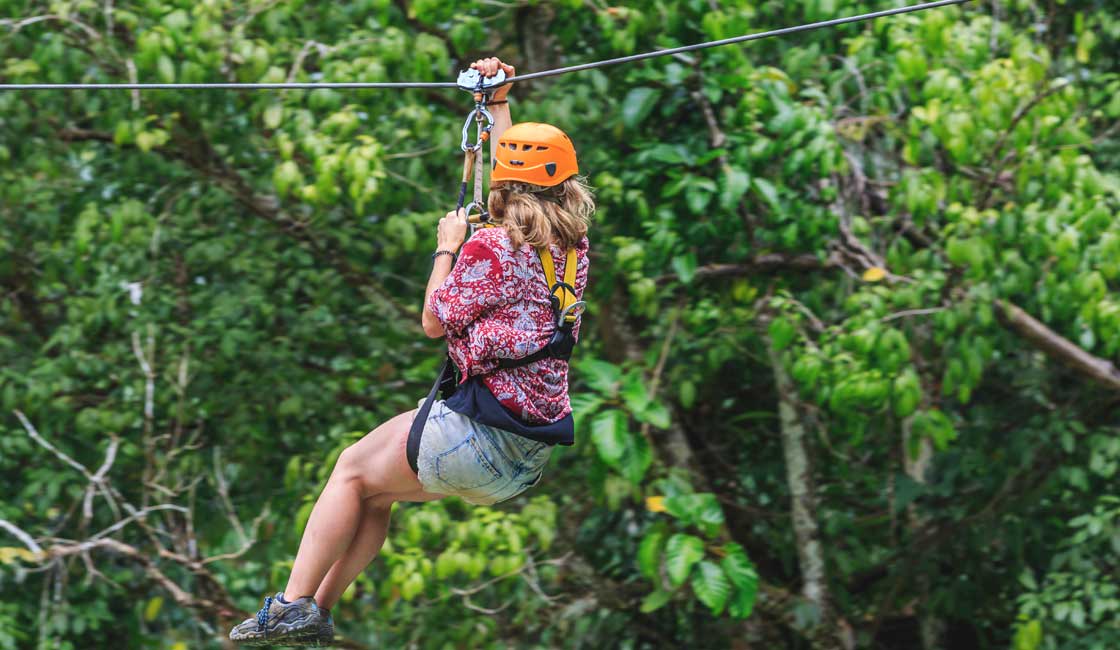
top-left (464, 200), bottom-right (490, 227)
top-left (557, 301), bottom-right (587, 326)
top-left (460, 105), bottom-right (494, 152)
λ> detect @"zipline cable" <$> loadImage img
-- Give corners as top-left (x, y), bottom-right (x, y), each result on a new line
top-left (0, 0), bottom-right (970, 92)
top-left (507, 0), bottom-right (971, 84)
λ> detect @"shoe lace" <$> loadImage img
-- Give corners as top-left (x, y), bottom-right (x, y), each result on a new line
top-left (255, 595), bottom-right (274, 632)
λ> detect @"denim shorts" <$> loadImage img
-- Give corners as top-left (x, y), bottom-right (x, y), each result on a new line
top-left (413, 398), bottom-right (553, 506)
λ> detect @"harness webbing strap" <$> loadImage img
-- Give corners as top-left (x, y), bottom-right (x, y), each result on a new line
top-left (539, 247), bottom-right (557, 286)
top-left (538, 247), bottom-right (579, 323)
top-left (564, 248), bottom-right (577, 286)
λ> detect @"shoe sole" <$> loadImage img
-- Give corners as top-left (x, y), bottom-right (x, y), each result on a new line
top-left (237, 632), bottom-right (334, 647)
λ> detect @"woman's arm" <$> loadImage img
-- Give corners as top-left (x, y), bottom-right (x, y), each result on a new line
top-left (489, 101), bottom-right (512, 162)
top-left (422, 57), bottom-right (516, 337)
top-left (422, 209), bottom-right (468, 338)
top-left (469, 57), bottom-right (515, 161)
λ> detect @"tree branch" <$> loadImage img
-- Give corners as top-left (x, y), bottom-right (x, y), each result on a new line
top-left (995, 300), bottom-right (1120, 392)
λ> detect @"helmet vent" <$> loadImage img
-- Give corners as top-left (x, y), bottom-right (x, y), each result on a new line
top-left (522, 144), bottom-right (533, 151)
top-left (536, 146), bottom-right (549, 151)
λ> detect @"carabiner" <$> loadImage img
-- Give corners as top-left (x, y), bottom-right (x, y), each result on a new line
top-left (460, 105), bottom-right (494, 152)
top-left (557, 300), bottom-right (587, 327)
top-left (464, 200), bottom-right (490, 227)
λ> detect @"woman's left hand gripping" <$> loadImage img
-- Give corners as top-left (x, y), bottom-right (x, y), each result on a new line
top-left (437, 208), bottom-right (469, 254)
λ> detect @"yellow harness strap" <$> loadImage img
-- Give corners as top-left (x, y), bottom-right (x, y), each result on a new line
top-left (538, 247), bottom-right (579, 323)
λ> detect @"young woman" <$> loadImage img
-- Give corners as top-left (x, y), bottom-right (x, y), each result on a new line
top-left (229, 56), bottom-right (592, 646)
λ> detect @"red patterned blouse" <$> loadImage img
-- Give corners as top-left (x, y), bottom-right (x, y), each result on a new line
top-left (428, 226), bottom-right (590, 424)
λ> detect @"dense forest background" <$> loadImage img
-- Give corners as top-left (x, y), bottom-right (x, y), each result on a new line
top-left (2, 0), bottom-right (1119, 648)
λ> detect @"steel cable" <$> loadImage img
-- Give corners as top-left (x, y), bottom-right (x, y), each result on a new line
top-left (0, 0), bottom-right (970, 92)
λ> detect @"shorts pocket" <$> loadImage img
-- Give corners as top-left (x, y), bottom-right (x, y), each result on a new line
top-left (435, 435), bottom-right (502, 492)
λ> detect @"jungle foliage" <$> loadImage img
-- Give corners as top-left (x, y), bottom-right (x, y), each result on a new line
top-left (1, 1), bottom-right (1119, 649)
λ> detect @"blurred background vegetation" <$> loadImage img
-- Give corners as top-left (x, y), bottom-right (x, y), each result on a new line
top-left (1, 0), bottom-right (1119, 648)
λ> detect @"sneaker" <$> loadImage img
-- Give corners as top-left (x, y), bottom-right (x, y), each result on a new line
top-left (229, 592), bottom-right (335, 647)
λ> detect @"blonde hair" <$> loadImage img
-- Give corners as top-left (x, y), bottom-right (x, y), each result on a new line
top-left (487, 176), bottom-right (594, 249)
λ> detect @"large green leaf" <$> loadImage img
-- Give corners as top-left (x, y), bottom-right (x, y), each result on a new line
top-left (723, 543), bottom-right (759, 618)
top-left (590, 409), bottom-right (628, 466)
top-left (691, 560), bottom-right (732, 615)
top-left (579, 359), bottom-right (623, 396)
top-left (621, 432), bottom-right (653, 484)
top-left (664, 493), bottom-right (725, 534)
top-left (664, 534), bottom-right (705, 587)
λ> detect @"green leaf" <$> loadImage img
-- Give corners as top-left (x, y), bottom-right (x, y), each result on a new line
top-left (156, 55), bottom-right (176, 84)
top-left (621, 371), bottom-right (651, 415)
top-left (640, 402), bottom-right (671, 429)
top-left (664, 534), bottom-right (705, 587)
top-left (721, 543), bottom-right (757, 591)
top-left (640, 588), bottom-right (674, 613)
top-left (892, 370), bottom-right (922, 419)
top-left (752, 177), bottom-right (780, 211)
top-left (637, 531), bottom-right (665, 580)
top-left (721, 167), bottom-right (751, 211)
top-left (143, 596), bottom-right (163, 622)
top-left (729, 582), bottom-right (758, 619)
top-left (569, 393), bottom-right (604, 425)
top-left (621, 432), bottom-right (653, 484)
top-left (672, 253), bottom-right (698, 284)
top-left (1013, 619), bottom-right (1042, 650)
top-left (263, 104), bottom-right (284, 129)
top-left (769, 317), bottom-right (796, 351)
top-left (591, 410), bottom-right (628, 466)
top-left (622, 87), bottom-right (659, 129)
top-left (691, 560), bottom-right (731, 615)
top-left (664, 493), bottom-right (725, 533)
top-left (579, 359), bottom-right (622, 396)
top-left (679, 381), bottom-right (697, 409)
top-left (911, 409), bottom-right (957, 451)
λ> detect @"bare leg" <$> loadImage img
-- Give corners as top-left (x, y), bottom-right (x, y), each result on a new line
top-left (313, 490), bottom-right (442, 609)
top-left (283, 409), bottom-right (436, 601)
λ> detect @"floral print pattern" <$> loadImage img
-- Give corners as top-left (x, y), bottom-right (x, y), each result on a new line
top-left (428, 226), bottom-right (589, 423)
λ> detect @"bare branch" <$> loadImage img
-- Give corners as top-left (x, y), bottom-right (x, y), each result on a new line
top-left (212, 446), bottom-right (248, 545)
top-left (995, 300), bottom-right (1120, 392)
top-left (0, 518), bottom-right (44, 555)
top-left (83, 436), bottom-right (121, 522)
top-left (15, 410), bottom-right (92, 478)
top-left (201, 503), bottom-right (271, 565)
top-left (91, 504), bottom-right (188, 541)
top-left (0, 13), bottom-right (101, 39)
top-left (132, 328), bottom-right (156, 432)
top-left (881, 307), bottom-right (945, 323)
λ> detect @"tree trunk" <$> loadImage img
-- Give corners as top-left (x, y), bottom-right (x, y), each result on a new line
top-left (902, 417), bottom-right (944, 650)
top-left (767, 338), bottom-right (852, 650)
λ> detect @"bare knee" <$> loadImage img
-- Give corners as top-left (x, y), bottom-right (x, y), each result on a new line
top-left (332, 445), bottom-right (373, 496)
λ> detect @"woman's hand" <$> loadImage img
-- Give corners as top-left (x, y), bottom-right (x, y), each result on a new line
top-left (437, 208), bottom-right (469, 253)
top-left (471, 57), bottom-right (515, 102)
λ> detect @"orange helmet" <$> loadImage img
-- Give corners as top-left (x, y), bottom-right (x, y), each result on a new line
top-left (492, 122), bottom-right (578, 187)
